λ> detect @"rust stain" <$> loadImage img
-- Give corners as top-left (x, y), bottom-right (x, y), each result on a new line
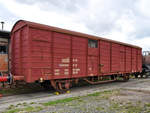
top-left (0, 54), bottom-right (8, 72)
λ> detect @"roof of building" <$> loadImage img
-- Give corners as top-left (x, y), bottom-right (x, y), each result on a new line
top-left (0, 30), bottom-right (10, 39)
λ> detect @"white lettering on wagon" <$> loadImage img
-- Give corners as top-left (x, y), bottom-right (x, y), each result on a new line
top-left (64, 69), bottom-right (69, 75)
top-left (58, 57), bottom-right (81, 75)
top-left (64, 71), bottom-right (69, 75)
top-left (72, 58), bottom-right (78, 62)
top-left (55, 69), bottom-right (60, 72)
top-left (73, 64), bottom-right (78, 67)
top-left (54, 69), bottom-right (60, 76)
top-left (55, 73), bottom-right (60, 75)
top-left (64, 69), bottom-right (69, 71)
top-left (72, 58), bottom-right (81, 75)
top-left (59, 64), bottom-right (69, 67)
top-left (72, 68), bottom-right (80, 75)
top-left (62, 58), bottom-right (70, 63)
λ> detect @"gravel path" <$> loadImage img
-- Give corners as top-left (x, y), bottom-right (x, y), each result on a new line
top-left (1, 78), bottom-right (150, 113)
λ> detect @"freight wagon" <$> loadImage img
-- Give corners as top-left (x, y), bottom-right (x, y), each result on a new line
top-left (0, 20), bottom-right (142, 92)
top-left (140, 51), bottom-right (150, 77)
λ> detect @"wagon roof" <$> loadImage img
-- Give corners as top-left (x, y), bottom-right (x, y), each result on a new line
top-left (12, 20), bottom-right (141, 49)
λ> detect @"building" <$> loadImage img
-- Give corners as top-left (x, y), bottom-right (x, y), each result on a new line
top-left (0, 30), bottom-right (10, 74)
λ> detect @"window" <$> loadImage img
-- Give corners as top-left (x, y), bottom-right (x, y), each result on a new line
top-left (88, 39), bottom-right (98, 48)
top-left (0, 45), bottom-right (7, 54)
top-left (143, 51), bottom-right (150, 56)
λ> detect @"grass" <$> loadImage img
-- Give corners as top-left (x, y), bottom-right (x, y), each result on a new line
top-left (3, 89), bottom-right (150, 113)
top-left (145, 103), bottom-right (150, 107)
top-left (87, 90), bottom-right (117, 97)
top-left (7, 105), bottom-right (15, 110)
top-left (96, 106), bottom-right (105, 111)
top-left (87, 92), bottom-right (100, 96)
top-left (24, 106), bottom-right (43, 112)
top-left (4, 106), bottom-right (43, 113)
top-left (43, 97), bottom-right (79, 106)
top-left (0, 83), bottom-right (43, 95)
top-left (5, 108), bottom-right (21, 113)
top-left (4, 97), bottom-right (81, 113)
top-left (0, 88), bottom-right (19, 95)
top-left (30, 102), bottom-right (36, 104)
top-left (4, 90), bottom-right (114, 113)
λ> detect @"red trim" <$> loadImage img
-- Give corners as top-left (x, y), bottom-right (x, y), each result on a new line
top-left (0, 76), bottom-right (8, 82)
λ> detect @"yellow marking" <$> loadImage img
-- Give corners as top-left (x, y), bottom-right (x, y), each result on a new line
top-left (66, 90), bottom-right (70, 94)
top-left (55, 92), bottom-right (60, 95)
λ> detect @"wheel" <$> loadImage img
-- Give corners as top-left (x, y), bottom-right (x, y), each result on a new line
top-left (51, 80), bottom-right (71, 93)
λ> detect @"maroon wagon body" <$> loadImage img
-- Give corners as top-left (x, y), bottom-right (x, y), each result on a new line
top-left (11, 20), bottom-right (142, 83)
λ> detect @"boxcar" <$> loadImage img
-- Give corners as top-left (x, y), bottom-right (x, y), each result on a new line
top-left (141, 51), bottom-right (150, 77)
top-left (10, 20), bottom-right (142, 91)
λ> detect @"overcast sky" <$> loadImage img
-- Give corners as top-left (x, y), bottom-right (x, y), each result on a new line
top-left (0, 0), bottom-right (150, 51)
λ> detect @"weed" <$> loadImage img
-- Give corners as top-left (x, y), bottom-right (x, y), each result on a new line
top-left (4, 108), bottom-right (21, 113)
top-left (43, 97), bottom-right (79, 106)
top-left (7, 105), bottom-right (15, 110)
top-left (87, 92), bottom-right (100, 97)
top-left (145, 103), bottom-right (150, 107)
top-left (30, 102), bottom-right (36, 104)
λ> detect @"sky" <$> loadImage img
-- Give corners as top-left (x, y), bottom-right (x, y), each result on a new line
top-left (0, 0), bottom-right (150, 51)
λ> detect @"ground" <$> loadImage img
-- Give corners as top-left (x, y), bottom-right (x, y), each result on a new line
top-left (1, 78), bottom-right (150, 113)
